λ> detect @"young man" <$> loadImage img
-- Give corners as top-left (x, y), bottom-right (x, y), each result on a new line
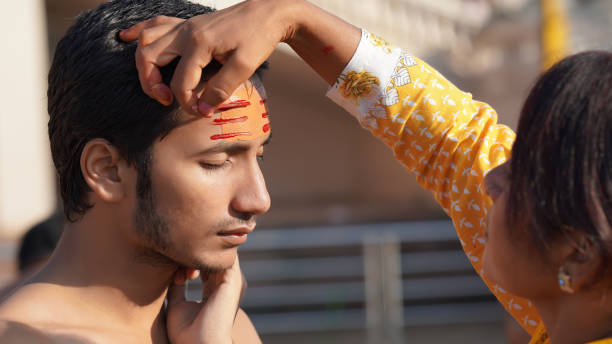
top-left (0, 1), bottom-right (268, 343)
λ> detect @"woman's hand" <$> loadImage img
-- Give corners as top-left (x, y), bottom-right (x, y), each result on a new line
top-left (120, 0), bottom-right (360, 116)
top-left (120, 0), bottom-right (301, 114)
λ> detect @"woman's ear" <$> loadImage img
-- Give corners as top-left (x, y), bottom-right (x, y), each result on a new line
top-left (80, 139), bottom-right (130, 203)
top-left (558, 234), bottom-right (602, 293)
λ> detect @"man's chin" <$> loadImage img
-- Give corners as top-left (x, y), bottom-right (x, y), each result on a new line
top-left (135, 240), bottom-right (237, 273)
top-left (188, 250), bottom-right (237, 274)
top-left (193, 264), bottom-right (229, 275)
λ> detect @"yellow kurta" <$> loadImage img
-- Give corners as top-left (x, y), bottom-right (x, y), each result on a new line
top-left (326, 30), bottom-right (540, 334)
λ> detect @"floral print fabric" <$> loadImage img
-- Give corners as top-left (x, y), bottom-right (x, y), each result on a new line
top-left (326, 29), bottom-right (541, 335)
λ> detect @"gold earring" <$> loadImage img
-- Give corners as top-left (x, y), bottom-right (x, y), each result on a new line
top-left (558, 268), bottom-right (575, 294)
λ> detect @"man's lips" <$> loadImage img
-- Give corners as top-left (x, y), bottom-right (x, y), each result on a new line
top-left (217, 227), bottom-right (254, 246)
top-left (217, 226), bottom-right (254, 236)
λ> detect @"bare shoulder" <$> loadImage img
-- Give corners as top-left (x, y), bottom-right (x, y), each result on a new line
top-left (0, 280), bottom-right (71, 318)
top-left (0, 284), bottom-right (64, 339)
top-left (232, 308), bottom-right (262, 344)
top-left (0, 288), bottom-right (56, 343)
top-left (0, 285), bottom-right (123, 344)
top-left (0, 284), bottom-right (52, 322)
top-left (0, 319), bottom-right (55, 343)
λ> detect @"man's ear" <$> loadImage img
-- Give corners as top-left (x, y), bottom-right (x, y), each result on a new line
top-left (80, 139), bottom-right (131, 203)
top-left (558, 233), bottom-right (602, 293)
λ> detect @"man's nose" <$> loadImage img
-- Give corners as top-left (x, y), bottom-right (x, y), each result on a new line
top-left (230, 161), bottom-right (271, 217)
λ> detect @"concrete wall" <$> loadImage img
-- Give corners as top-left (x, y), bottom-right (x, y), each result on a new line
top-left (0, 0), bottom-right (55, 239)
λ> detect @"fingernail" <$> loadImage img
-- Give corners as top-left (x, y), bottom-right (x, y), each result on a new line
top-left (188, 270), bottom-right (200, 280)
top-left (152, 84), bottom-right (172, 106)
top-left (198, 101), bottom-right (214, 116)
top-left (120, 28), bottom-right (131, 37)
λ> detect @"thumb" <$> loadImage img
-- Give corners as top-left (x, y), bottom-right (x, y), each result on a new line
top-left (197, 53), bottom-right (259, 115)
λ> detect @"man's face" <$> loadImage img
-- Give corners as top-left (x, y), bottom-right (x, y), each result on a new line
top-left (133, 79), bottom-right (271, 271)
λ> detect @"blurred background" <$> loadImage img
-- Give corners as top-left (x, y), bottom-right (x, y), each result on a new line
top-left (0, 0), bottom-right (611, 343)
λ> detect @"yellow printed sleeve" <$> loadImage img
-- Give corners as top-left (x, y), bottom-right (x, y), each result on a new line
top-left (326, 29), bottom-right (541, 334)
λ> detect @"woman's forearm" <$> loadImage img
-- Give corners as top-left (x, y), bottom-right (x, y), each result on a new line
top-left (284, 0), bottom-right (362, 85)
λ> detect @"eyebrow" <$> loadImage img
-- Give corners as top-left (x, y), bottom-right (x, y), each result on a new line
top-left (194, 134), bottom-right (272, 155)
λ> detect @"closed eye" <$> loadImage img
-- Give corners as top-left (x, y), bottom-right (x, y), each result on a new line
top-left (200, 160), bottom-right (230, 171)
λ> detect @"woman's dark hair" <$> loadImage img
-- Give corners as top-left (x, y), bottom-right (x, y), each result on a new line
top-left (508, 51), bottom-right (612, 268)
top-left (47, 0), bottom-right (266, 222)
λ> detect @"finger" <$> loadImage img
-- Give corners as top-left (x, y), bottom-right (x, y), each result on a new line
top-left (170, 48), bottom-right (212, 114)
top-left (167, 281), bottom-right (186, 308)
top-left (226, 252), bottom-right (244, 285)
top-left (138, 23), bottom-right (180, 46)
top-left (232, 255), bottom-right (247, 305)
top-left (135, 33), bottom-right (182, 105)
top-left (201, 271), bottom-right (224, 299)
top-left (187, 269), bottom-right (200, 281)
top-left (198, 50), bottom-right (260, 114)
top-left (120, 15), bottom-right (184, 42)
top-left (231, 253), bottom-right (242, 274)
top-left (240, 272), bottom-right (247, 301)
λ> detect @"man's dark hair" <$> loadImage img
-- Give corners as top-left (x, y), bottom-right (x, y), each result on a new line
top-left (508, 51), bottom-right (612, 271)
top-left (48, 0), bottom-right (266, 222)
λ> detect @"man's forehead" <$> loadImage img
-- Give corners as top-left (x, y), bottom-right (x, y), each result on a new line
top-left (209, 77), bottom-right (269, 143)
top-left (166, 77), bottom-right (270, 153)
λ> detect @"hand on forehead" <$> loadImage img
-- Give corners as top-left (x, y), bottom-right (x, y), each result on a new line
top-left (201, 77), bottom-right (270, 143)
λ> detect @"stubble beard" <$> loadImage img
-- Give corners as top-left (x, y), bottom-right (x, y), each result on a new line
top-left (131, 154), bottom-right (224, 272)
top-left (132, 177), bottom-right (176, 268)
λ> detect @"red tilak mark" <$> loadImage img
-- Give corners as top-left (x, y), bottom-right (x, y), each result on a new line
top-left (216, 100), bottom-right (251, 111)
top-left (260, 99), bottom-right (267, 105)
top-left (322, 45), bottom-right (335, 54)
top-left (210, 132), bottom-right (251, 140)
top-left (261, 112), bottom-right (268, 118)
top-left (262, 123), bottom-right (270, 133)
top-left (213, 116), bottom-right (248, 125)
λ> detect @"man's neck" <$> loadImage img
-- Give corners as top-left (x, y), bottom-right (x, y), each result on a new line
top-left (31, 210), bottom-right (176, 341)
